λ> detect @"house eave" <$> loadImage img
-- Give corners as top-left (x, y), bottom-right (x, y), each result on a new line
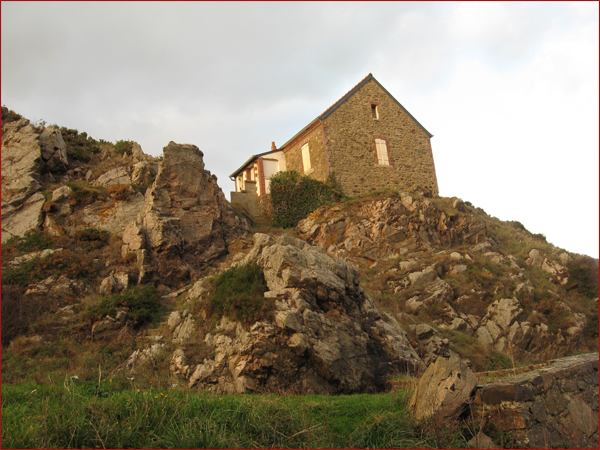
top-left (229, 149), bottom-right (284, 179)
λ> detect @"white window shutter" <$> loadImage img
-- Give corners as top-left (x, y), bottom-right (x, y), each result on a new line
top-left (375, 139), bottom-right (389, 165)
top-left (302, 144), bottom-right (311, 172)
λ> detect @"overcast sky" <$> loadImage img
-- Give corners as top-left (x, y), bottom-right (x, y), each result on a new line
top-left (2, 1), bottom-right (598, 258)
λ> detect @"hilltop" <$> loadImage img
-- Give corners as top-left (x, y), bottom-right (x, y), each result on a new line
top-left (1, 107), bottom-right (598, 447)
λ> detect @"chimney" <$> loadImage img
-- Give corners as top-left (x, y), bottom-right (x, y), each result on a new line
top-left (271, 141), bottom-right (277, 151)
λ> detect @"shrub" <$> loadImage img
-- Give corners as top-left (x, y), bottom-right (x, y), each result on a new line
top-left (66, 181), bottom-right (108, 206)
top-left (107, 183), bottom-right (131, 201)
top-left (1, 106), bottom-right (22, 123)
top-left (486, 353), bottom-right (513, 371)
top-left (113, 140), bottom-right (134, 156)
top-left (75, 228), bottom-right (110, 249)
top-left (2, 230), bottom-right (54, 256)
top-left (60, 127), bottom-right (102, 162)
top-left (270, 171), bottom-right (342, 228)
top-left (206, 262), bottom-right (270, 327)
top-left (88, 285), bottom-right (160, 328)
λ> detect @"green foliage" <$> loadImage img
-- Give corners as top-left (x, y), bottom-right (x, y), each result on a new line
top-left (270, 170), bottom-right (342, 228)
top-left (75, 228), bottom-right (110, 248)
top-left (508, 220), bottom-right (528, 232)
top-left (66, 181), bottom-right (108, 205)
top-left (114, 140), bottom-right (134, 156)
top-left (3, 230), bottom-right (54, 255)
top-left (131, 176), bottom-right (156, 195)
top-left (206, 262), bottom-right (270, 327)
top-left (60, 127), bottom-right (102, 162)
top-left (88, 285), bottom-right (160, 328)
top-left (1, 107), bottom-right (22, 123)
top-left (567, 256), bottom-right (599, 300)
top-left (486, 353), bottom-right (514, 371)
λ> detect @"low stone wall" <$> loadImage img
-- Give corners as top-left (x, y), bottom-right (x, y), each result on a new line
top-left (472, 353), bottom-right (599, 448)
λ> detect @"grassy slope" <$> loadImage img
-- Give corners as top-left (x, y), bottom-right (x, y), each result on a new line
top-left (0, 382), bottom-right (466, 449)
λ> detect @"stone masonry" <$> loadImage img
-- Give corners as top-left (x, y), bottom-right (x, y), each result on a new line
top-left (322, 77), bottom-right (438, 196)
top-left (472, 352), bottom-right (599, 449)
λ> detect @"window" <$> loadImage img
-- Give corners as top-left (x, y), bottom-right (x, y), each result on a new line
top-left (375, 138), bottom-right (389, 165)
top-left (371, 104), bottom-right (379, 119)
top-left (301, 143), bottom-right (311, 172)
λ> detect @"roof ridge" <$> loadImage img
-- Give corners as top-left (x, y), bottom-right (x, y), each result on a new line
top-left (319, 73), bottom-right (373, 118)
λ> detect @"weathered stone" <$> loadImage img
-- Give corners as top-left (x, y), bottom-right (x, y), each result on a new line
top-left (93, 167), bottom-right (131, 187)
top-left (488, 409), bottom-right (530, 431)
top-left (38, 126), bottom-right (68, 172)
top-left (468, 431), bottom-right (500, 449)
top-left (126, 343), bottom-right (165, 369)
top-left (567, 395), bottom-right (598, 437)
top-left (409, 352), bottom-right (478, 421)
top-left (185, 234), bottom-right (421, 395)
top-left (173, 315), bottom-right (196, 343)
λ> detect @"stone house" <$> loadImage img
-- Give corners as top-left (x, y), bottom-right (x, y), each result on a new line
top-left (230, 73), bottom-right (438, 217)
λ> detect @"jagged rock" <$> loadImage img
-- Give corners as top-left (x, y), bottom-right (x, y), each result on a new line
top-left (122, 141), bottom-right (250, 284)
top-left (173, 314), bottom-right (196, 343)
top-left (131, 160), bottom-right (156, 186)
top-left (93, 167), bottom-right (131, 187)
top-left (410, 323), bottom-right (450, 365)
top-left (170, 349), bottom-right (190, 377)
top-left (98, 272), bottom-right (129, 295)
top-left (409, 351), bottom-right (478, 421)
top-left (1, 118), bottom-right (43, 209)
top-left (24, 274), bottom-right (86, 300)
top-left (526, 249), bottom-right (545, 267)
top-left (9, 248), bottom-right (63, 266)
top-left (1, 192), bottom-right (45, 243)
top-left (298, 195), bottom-right (487, 266)
top-left (185, 233), bottom-right (421, 394)
top-left (484, 298), bottom-right (524, 331)
top-left (126, 343), bottom-right (165, 369)
top-left (408, 264), bottom-right (439, 286)
top-left (38, 126), bottom-right (68, 172)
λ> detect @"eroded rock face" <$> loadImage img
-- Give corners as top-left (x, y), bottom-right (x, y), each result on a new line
top-left (185, 233), bottom-right (422, 394)
top-left (297, 195), bottom-right (487, 266)
top-left (121, 141), bottom-right (250, 284)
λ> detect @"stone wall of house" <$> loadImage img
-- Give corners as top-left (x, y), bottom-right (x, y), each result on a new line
top-left (257, 194), bottom-right (274, 219)
top-left (472, 352), bottom-right (599, 449)
top-left (282, 123), bottom-right (329, 183)
top-left (323, 79), bottom-right (439, 196)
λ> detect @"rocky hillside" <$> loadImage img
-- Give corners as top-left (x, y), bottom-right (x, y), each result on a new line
top-left (2, 107), bottom-right (598, 396)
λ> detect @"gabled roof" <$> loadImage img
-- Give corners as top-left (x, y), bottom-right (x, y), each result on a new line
top-left (229, 148), bottom-right (283, 179)
top-left (318, 73), bottom-right (433, 137)
top-left (230, 74), bottom-right (432, 179)
top-left (277, 73), bottom-right (432, 152)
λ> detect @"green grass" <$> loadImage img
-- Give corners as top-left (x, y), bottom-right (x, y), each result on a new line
top-left (206, 261), bottom-right (271, 327)
top-left (0, 382), bottom-right (467, 449)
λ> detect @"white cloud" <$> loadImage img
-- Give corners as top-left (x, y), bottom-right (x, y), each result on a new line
top-left (2, 1), bottom-right (598, 257)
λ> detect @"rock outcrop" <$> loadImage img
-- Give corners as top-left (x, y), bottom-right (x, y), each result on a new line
top-left (297, 195), bottom-right (487, 266)
top-left (121, 142), bottom-right (249, 284)
top-left (1, 117), bottom-right (60, 242)
top-left (409, 351), bottom-right (478, 421)
top-left (180, 233), bottom-right (422, 394)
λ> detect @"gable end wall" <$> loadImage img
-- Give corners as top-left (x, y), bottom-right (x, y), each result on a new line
top-left (324, 79), bottom-right (439, 196)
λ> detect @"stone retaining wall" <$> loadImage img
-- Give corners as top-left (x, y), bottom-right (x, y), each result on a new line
top-left (472, 353), bottom-right (599, 448)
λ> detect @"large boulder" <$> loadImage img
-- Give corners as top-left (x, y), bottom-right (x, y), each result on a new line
top-left (409, 351), bottom-right (478, 421)
top-left (186, 233), bottom-right (422, 394)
